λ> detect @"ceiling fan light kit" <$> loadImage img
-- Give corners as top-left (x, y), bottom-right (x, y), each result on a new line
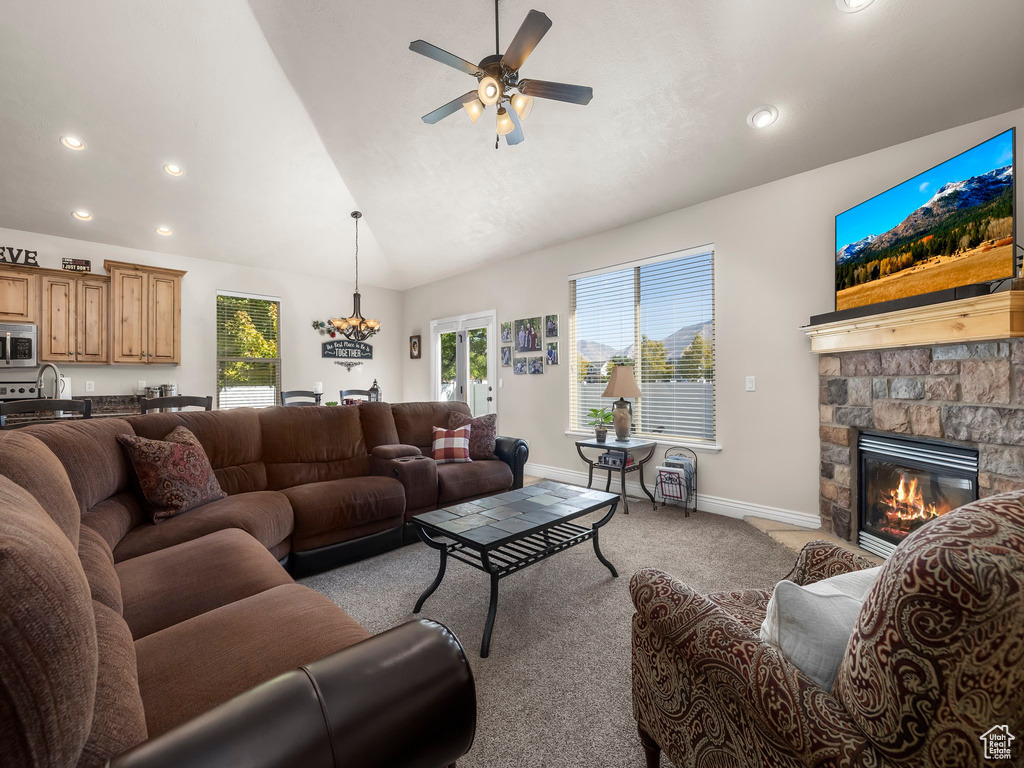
top-left (410, 1), bottom-right (593, 147)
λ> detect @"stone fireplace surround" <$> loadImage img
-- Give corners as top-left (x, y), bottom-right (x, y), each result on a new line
top-left (818, 340), bottom-right (1024, 539)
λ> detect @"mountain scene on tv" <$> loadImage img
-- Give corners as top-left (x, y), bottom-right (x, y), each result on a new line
top-left (835, 129), bottom-right (1014, 311)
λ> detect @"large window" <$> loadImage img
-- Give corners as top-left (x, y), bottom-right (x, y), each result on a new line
top-left (216, 292), bottom-right (281, 409)
top-left (569, 247), bottom-right (715, 442)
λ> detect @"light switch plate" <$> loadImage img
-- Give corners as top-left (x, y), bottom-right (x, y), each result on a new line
top-left (745, 376), bottom-right (756, 392)
top-left (85, 381), bottom-right (95, 392)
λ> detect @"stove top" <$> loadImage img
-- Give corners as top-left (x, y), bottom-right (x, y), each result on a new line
top-left (0, 380), bottom-right (41, 401)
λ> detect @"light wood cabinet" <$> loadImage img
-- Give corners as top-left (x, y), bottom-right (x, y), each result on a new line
top-left (39, 274), bottom-right (111, 363)
top-left (106, 261), bottom-right (185, 365)
top-left (0, 270), bottom-right (38, 323)
top-left (76, 278), bottom-right (108, 363)
top-left (40, 274), bottom-right (77, 361)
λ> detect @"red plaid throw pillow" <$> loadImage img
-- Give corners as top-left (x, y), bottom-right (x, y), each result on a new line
top-left (432, 424), bottom-right (472, 464)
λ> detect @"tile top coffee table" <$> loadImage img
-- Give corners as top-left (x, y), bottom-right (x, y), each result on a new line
top-left (411, 481), bottom-right (620, 657)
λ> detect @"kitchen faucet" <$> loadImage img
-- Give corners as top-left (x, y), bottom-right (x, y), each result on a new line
top-left (36, 362), bottom-right (62, 399)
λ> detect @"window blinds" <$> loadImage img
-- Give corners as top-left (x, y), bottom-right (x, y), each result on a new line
top-left (215, 293), bottom-right (282, 409)
top-left (569, 249), bottom-right (715, 442)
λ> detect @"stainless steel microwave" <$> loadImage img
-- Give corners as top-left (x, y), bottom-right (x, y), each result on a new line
top-left (0, 323), bottom-right (37, 368)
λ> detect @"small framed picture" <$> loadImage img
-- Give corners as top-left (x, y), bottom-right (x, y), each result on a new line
top-left (513, 356), bottom-right (527, 375)
top-left (410, 335), bottom-right (421, 359)
top-left (545, 314), bottom-right (558, 338)
top-left (500, 321), bottom-right (512, 344)
top-left (501, 345), bottom-right (512, 367)
top-left (528, 356), bottom-right (545, 375)
top-left (514, 317), bottom-right (543, 352)
top-left (546, 341), bottom-right (558, 365)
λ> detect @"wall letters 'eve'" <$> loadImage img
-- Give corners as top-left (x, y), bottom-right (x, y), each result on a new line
top-left (0, 247), bottom-right (40, 266)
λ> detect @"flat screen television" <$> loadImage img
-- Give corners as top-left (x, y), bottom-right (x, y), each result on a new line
top-left (835, 128), bottom-right (1015, 312)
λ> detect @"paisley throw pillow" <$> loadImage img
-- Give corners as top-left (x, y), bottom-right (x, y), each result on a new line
top-left (117, 427), bottom-right (226, 523)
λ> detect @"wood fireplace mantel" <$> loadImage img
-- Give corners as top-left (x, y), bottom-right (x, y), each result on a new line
top-left (804, 291), bottom-right (1024, 354)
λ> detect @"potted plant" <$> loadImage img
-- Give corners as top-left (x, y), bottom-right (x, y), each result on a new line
top-left (587, 407), bottom-right (613, 443)
top-left (324, 400), bottom-right (339, 407)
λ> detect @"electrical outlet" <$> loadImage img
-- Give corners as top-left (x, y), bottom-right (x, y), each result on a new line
top-left (499, 379), bottom-right (504, 388)
top-left (745, 376), bottom-right (756, 392)
top-left (137, 380), bottom-right (146, 392)
top-left (85, 381), bottom-right (95, 393)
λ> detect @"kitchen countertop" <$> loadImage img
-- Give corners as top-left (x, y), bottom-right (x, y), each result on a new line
top-left (1, 394), bottom-right (142, 426)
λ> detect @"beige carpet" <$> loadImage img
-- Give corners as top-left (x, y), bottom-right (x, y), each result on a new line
top-left (301, 499), bottom-right (797, 767)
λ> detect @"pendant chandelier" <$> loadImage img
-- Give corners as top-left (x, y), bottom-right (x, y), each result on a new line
top-left (331, 211), bottom-right (381, 341)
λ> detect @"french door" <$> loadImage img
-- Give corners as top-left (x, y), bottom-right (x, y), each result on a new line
top-left (430, 310), bottom-right (496, 416)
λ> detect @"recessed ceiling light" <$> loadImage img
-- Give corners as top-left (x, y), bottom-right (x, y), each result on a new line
top-left (836, 0), bottom-right (875, 12)
top-left (72, 210), bottom-right (93, 221)
top-left (746, 105), bottom-right (779, 129)
top-left (163, 163), bottom-right (184, 176)
top-left (155, 226), bottom-right (173, 236)
top-left (61, 136), bottom-right (86, 151)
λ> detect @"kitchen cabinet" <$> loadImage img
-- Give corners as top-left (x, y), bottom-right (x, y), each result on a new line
top-left (0, 270), bottom-right (38, 323)
top-left (39, 275), bottom-right (110, 364)
top-left (40, 274), bottom-right (77, 361)
top-left (106, 261), bottom-right (185, 364)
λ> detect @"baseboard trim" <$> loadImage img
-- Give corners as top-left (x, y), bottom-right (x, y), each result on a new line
top-left (525, 461), bottom-right (820, 530)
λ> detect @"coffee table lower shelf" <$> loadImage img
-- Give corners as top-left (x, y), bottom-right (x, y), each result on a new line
top-left (412, 484), bottom-right (619, 658)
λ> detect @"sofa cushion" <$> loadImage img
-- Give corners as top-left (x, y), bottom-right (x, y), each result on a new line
top-left (126, 409), bottom-right (267, 496)
top-left (78, 601), bottom-right (148, 768)
top-left (23, 418), bottom-right (136, 515)
top-left (432, 425), bottom-right (472, 464)
top-left (436, 459), bottom-right (513, 504)
top-left (359, 401), bottom-right (400, 449)
top-left (83, 491), bottom-right (145, 551)
top-left (134, 583), bottom-right (370, 738)
top-left (117, 529), bottom-right (293, 639)
top-left (282, 476), bottom-right (405, 551)
top-left (259, 405), bottom-right (371, 489)
top-left (834, 493), bottom-right (1024, 763)
top-left (0, 430), bottom-right (81, 547)
top-left (112, 490), bottom-right (294, 563)
top-left (760, 567), bottom-right (883, 691)
top-left (449, 411), bottom-right (497, 460)
top-left (0, 476), bottom-right (97, 768)
top-left (117, 426), bottom-right (227, 522)
top-left (79, 526), bottom-right (123, 616)
top-left (391, 401), bottom-right (472, 453)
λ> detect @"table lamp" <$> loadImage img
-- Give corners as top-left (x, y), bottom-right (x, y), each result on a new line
top-left (602, 366), bottom-right (641, 441)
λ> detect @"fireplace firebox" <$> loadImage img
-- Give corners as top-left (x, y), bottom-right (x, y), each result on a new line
top-left (857, 432), bottom-right (978, 559)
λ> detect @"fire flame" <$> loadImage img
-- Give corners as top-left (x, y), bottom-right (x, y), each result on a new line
top-left (880, 473), bottom-right (943, 528)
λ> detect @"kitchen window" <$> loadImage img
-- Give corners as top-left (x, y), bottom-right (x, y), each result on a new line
top-left (569, 246), bottom-right (715, 443)
top-left (216, 291), bottom-right (281, 409)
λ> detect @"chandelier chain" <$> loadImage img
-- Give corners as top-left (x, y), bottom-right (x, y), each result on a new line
top-left (353, 213), bottom-right (359, 294)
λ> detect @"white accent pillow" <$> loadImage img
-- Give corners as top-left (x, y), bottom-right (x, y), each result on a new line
top-left (759, 566), bottom-right (883, 691)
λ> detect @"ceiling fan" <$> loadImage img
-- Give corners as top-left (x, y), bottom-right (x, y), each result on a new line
top-left (409, 1), bottom-right (593, 146)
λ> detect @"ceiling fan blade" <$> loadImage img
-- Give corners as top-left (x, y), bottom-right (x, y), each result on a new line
top-left (506, 106), bottom-right (525, 145)
top-left (519, 79), bottom-right (593, 105)
top-left (409, 40), bottom-right (482, 77)
top-left (501, 10), bottom-right (552, 72)
top-left (422, 91), bottom-right (479, 124)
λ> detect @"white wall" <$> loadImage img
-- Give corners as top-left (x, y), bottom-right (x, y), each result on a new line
top-left (401, 107), bottom-right (1023, 523)
top-left (0, 227), bottom-right (405, 402)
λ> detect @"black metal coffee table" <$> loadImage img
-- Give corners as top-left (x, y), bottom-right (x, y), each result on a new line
top-left (411, 481), bottom-right (619, 657)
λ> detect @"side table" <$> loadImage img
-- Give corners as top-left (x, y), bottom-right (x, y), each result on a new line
top-left (575, 437), bottom-right (657, 514)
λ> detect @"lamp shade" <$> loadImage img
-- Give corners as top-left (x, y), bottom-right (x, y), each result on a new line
top-left (602, 366), bottom-right (642, 399)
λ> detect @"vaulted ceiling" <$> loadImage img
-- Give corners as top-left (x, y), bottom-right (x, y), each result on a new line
top-left (1, 0), bottom-right (1022, 290)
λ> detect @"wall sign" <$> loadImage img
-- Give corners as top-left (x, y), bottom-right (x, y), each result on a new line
top-left (62, 258), bottom-right (92, 272)
top-left (322, 339), bottom-right (373, 361)
top-left (0, 247), bottom-right (39, 266)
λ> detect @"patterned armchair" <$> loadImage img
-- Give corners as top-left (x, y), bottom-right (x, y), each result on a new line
top-left (630, 493), bottom-right (1024, 768)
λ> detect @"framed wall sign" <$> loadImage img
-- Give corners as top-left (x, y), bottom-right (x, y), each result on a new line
top-left (62, 258), bottom-right (92, 272)
top-left (322, 339), bottom-right (373, 361)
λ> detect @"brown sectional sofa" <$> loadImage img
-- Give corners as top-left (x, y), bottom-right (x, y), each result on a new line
top-left (20, 400), bottom-right (527, 575)
top-left (0, 400), bottom-right (525, 767)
